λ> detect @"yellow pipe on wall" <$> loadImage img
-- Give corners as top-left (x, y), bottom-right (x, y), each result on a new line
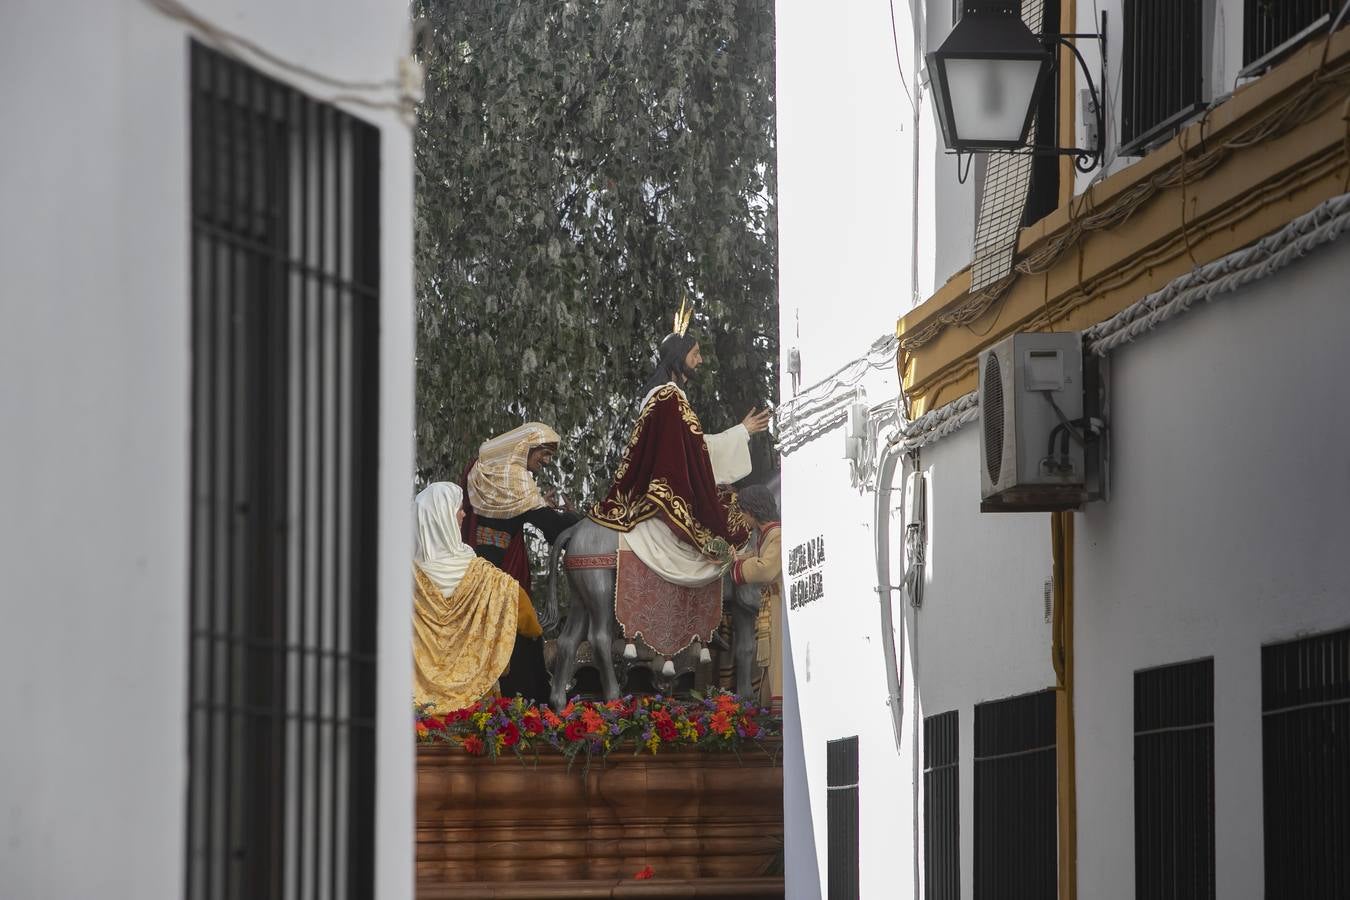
top-left (1051, 510), bottom-right (1077, 900)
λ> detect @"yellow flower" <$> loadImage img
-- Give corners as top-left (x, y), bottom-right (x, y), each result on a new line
top-left (646, 734), bottom-right (661, 754)
top-left (472, 711), bottom-right (490, 729)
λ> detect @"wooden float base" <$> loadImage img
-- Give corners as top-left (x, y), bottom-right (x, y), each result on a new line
top-left (417, 742), bottom-right (784, 899)
top-left (417, 876), bottom-right (785, 899)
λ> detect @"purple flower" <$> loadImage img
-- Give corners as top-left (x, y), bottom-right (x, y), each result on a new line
top-left (610, 724), bottom-right (621, 735)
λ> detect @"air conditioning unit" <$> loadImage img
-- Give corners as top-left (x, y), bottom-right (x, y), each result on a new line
top-left (978, 332), bottom-right (1106, 512)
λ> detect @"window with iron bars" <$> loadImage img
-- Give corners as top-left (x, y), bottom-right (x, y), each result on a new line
top-left (186, 42), bottom-right (381, 900)
top-left (973, 689), bottom-right (1056, 900)
top-left (826, 736), bottom-right (860, 900)
top-left (1134, 658), bottom-right (1215, 900)
top-left (1121, 0), bottom-right (1207, 155)
top-left (1245, 0), bottom-right (1339, 67)
top-left (923, 711), bottom-right (960, 900)
top-left (1262, 626), bottom-right (1350, 899)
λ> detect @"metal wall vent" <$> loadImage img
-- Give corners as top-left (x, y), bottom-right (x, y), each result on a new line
top-left (983, 352), bottom-right (1005, 485)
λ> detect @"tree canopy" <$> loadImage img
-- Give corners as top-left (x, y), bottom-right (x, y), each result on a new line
top-left (414, 0), bottom-right (778, 500)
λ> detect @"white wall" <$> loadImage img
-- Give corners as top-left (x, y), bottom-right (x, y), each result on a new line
top-left (0, 2), bottom-right (414, 898)
top-left (911, 425), bottom-right (1058, 900)
top-left (779, 402), bottom-right (919, 900)
top-left (775, 0), bottom-right (921, 383)
top-left (775, 0), bottom-right (947, 894)
top-left (1074, 238), bottom-right (1350, 900)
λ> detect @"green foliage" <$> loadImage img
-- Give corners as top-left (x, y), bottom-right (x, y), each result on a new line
top-left (414, 0), bottom-right (778, 501)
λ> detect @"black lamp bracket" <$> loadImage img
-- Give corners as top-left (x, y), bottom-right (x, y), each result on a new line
top-left (1045, 11), bottom-right (1108, 173)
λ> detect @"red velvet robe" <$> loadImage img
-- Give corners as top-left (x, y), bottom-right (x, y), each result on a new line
top-left (590, 384), bottom-right (750, 551)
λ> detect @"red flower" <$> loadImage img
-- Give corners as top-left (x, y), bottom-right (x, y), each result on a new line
top-left (462, 735), bottom-right (485, 756)
top-left (564, 720), bottom-right (587, 741)
top-left (543, 708), bottom-right (563, 728)
top-left (691, 719), bottom-right (706, 737)
top-left (651, 709), bottom-right (673, 727)
top-left (423, 716), bottom-right (445, 732)
top-left (581, 708), bottom-right (605, 734)
top-left (655, 721), bottom-right (678, 742)
top-left (710, 711), bottom-right (733, 736)
top-left (741, 718), bottom-right (760, 738)
top-left (500, 721), bottom-right (521, 748)
top-left (522, 712), bottom-right (545, 735)
top-left (634, 865), bottom-right (655, 880)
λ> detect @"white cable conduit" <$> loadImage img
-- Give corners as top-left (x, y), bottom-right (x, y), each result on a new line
top-left (1086, 191), bottom-right (1350, 355)
top-left (873, 439), bottom-right (909, 756)
top-left (883, 189), bottom-right (1350, 458)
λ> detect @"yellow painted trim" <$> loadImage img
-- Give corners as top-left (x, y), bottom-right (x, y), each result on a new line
top-left (899, 27), bottom-right (1350, 415)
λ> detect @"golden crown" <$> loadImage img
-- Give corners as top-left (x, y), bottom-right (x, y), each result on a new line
top-left (673, 294), bottom-right (693, 337)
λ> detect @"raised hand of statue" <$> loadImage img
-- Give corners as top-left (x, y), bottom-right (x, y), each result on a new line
top-left (740, 406), bottom-right (773, 435)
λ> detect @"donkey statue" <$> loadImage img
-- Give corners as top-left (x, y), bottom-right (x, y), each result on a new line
top-left (542, 473), bottom-right (780, 711)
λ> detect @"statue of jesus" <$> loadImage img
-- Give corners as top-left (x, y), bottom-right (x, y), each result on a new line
top-left (590, 301), bottom-right (771, 585)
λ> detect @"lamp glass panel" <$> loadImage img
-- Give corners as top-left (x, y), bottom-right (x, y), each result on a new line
top-left (944, 57), bottom-right (1044, 144)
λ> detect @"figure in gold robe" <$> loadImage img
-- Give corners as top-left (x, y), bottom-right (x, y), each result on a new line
top-left (412, 482), bottom-right (542, 712)
top-left (729, 484), bottom-right (783, 704)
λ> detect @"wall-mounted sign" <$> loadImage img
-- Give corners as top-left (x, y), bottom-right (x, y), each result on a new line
top-left (788, 535), bottom-right (825, 610)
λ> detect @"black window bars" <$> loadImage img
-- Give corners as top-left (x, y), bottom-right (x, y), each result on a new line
top-left (1121, 0), bottom-right (1205, 156)
top-left (973, 689), bottom-right (1057, 900)
top-left (923, 711), bottom-right (960, 900)
top-left (826, 736), bottom-right (861, 900)
top-left (187, 41), bottom-right (381, 900)
top-left (1262, 627), bottom-right (1350, 898)
top-left (1245, 0), bottom-right (1339, 67)
top-left (1134, 659), bottom-right (1216, 900)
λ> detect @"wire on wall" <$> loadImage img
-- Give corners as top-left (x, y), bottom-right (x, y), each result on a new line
top-left (142, 0), bottom-right (422, 117)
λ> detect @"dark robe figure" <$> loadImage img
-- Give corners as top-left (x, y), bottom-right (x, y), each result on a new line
top-left (459, 423), bottom-right (581, 705)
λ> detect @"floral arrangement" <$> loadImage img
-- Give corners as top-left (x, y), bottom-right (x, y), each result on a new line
top-left (415, 690), bottom-right (780, 767)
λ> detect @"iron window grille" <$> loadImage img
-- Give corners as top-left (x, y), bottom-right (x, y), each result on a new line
top-left (974, 689), bottom-right (1057, 900)
top-left (186, 42), bottom-right (381, 900)
top-left (1262, 627), bottom-right (1350, 899)
top-left (1134, 659), bottom-right (1215, 900)
top-left (923, 711), bottom-right (960, 900)
top-left (1120, 0), bottom-right (1206, 155)
top-left (1244, 0), bottom-right (1338, 67)
top-left (827, 736), bottom-right (861, 900)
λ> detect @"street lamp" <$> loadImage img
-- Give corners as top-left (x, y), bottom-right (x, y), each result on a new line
top-left (927, 2), bottom-right (1105, 171)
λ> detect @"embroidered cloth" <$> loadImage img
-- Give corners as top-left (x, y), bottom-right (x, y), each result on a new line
top-left (614, 543), bottom-right (722, 657)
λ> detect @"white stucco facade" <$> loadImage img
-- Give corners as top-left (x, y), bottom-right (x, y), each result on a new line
top-left (776, 0), bottom-right (1350, 897)
top-left (0, 3), bottom-right (415, 898)
top-left (1072, 239), bottom-right (1350, 900)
